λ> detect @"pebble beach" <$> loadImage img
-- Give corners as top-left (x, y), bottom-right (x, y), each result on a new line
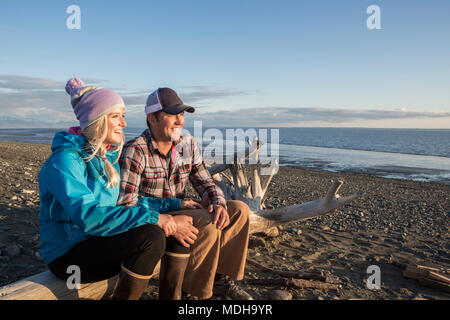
top-left (0, 140), bottom-right (449, 300)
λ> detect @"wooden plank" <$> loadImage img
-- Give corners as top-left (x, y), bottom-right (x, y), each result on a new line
top-left (416, 264), bottom-right (450, 276)
top-left (426, 271), bottom-right (450, 285)
top-left (402, 262), bottom-right (450, 294)
top-left (404, 264), bottom-right (450, 285)
top-left (0, 271), bottom-right (118, 300)
top-left (418, 277), bottom-right (450, 293)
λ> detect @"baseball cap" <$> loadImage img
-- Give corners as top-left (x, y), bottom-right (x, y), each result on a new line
top-left (145, 87), bottom-right (195, 115)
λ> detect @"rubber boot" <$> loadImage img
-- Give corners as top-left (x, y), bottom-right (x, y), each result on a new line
top-left (111, 265), bottom-right (152, 300)
top-left (158, 252), bottom-right (190, 300)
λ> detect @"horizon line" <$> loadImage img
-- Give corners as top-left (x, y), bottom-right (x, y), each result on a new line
top-left (1, 126), bottom-right (449, 130)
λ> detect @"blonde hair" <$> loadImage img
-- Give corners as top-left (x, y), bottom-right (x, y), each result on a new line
top-left (81, 113), bottom-right (125, 188)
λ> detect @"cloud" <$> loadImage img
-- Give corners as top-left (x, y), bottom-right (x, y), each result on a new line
top-left (178, 86), bottom-right (253, 103)
top-left (0, 75), bottom-right (111, 91)
top-left (0, 75), bottom-right (256, 128)
top-left (0, 75), bottom-right (151, 127)
top-left (0, 74), bottom-right (64, 90)
top-left (121, 94), bottom-right (147, 106)
top-left (120, 86), bottom-right (252, 108)
top-left (1, 74), bottom-right (449, 128)
top-left (0, 75), bottom-right (74, 128)
top-left (183, 107), bottom-right (450, 127)
top-left (120, 86), bottom-right (253, 108)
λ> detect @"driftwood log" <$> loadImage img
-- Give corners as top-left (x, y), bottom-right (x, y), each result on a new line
top-left (0, 271), bottom-right (118, 300)
top-left (207, 137), bottom-right (360, 236)
top-left (246, 259), bottom-right (341, 284)
top-left (402, 262), bottom-right (450, 293)
top-left (0, 137), bottom-right (359, 300)
top-left (245, 259), bottom-right (342, 291)
top-left (244, 278), bottom-right (341, 291)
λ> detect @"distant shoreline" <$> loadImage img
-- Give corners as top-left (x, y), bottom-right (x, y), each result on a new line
top-left (1, 126), bottom-right (450, 130)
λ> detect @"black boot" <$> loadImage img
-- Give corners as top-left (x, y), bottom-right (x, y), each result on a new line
top-left (111, 265), bottom-right (152, 300)
top-left (158, 252), bottom-right (190, 300)
top-left (214, 274), bottom-right (253, 300)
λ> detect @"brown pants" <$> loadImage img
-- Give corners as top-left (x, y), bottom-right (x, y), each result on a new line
top-left (167, 200), bottom-right (250, 299)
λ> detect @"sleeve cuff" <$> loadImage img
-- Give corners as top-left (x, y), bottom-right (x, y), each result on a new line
top-left (160, 197), bottom-right (182, 212)
top-left (173, 198), bottom-right (182, 210)
top-left (213, 199), bottom-right (228, 211)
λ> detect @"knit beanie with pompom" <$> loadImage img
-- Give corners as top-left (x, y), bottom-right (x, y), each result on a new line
top-left (65, 78), bottom-right (125, 130)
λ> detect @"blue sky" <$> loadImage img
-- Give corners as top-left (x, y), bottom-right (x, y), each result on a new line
top-left (0, 0), bottom-right (449, 128)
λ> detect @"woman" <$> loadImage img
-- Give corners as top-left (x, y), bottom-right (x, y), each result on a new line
top-left (38, 78), bottom-right (201, 300)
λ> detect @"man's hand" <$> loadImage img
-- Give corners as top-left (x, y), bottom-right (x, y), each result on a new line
top-left (157, 214), bottom-right (177, 237)
top-left (172, 215), bottom-right (199, 247)
top-left (208, 204), bottom-right (230, 230)
top-left (180, 199), bottom-right (204, 209)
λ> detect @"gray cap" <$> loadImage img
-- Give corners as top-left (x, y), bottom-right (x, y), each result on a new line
top-left (145, 88), bottom-right (195, 115)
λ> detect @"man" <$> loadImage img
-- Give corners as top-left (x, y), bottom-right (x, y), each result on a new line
top-left (117, 87), bottom-right (251, 300)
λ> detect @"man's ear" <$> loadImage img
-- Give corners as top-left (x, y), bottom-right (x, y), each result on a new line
top-left (147, 111), bottom-right (163, 129)
top-left (146, 113), bottom-right (155, 129)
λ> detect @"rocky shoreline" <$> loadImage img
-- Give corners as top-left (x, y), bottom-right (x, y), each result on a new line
top-left (0, 140), bottom-right (449, 300)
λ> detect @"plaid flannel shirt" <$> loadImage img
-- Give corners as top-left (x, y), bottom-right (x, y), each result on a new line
top-left (117, 129), bottom-right (227, 209)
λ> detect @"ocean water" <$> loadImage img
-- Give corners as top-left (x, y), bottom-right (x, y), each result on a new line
top-left (1, 127), bottom-right (449, 185)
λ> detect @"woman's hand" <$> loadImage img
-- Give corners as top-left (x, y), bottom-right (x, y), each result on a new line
top-left (180, 199), bottom-right (204, 209)
top-left (157, 214), bottom-right (177, 237)
top-left (172, 215), bottom-right (199, 247)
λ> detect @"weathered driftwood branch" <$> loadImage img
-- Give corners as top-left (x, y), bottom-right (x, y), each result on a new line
top-left (403, 262), bottom-right (450, 293)
top-left (247, 259), bottom-right (341, 284)
top-left (208, 136), bottom-right (360, 236)
top-left (248, 180), bottom-right (359, 234)
top-left (244, 278), bottom-right (342, 291)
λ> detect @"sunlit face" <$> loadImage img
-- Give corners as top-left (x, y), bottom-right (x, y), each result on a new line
top-left (104, 107), bottom-right (126, 145)
top-left (148, 111), bottom-right (185, 142)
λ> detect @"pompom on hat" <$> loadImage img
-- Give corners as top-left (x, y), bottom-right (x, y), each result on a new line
top-left (65, 77), bottom-right (125, 130)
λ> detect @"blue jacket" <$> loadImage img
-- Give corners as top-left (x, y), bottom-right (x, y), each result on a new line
top-left (38, 132), bottom-right (181, 265)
